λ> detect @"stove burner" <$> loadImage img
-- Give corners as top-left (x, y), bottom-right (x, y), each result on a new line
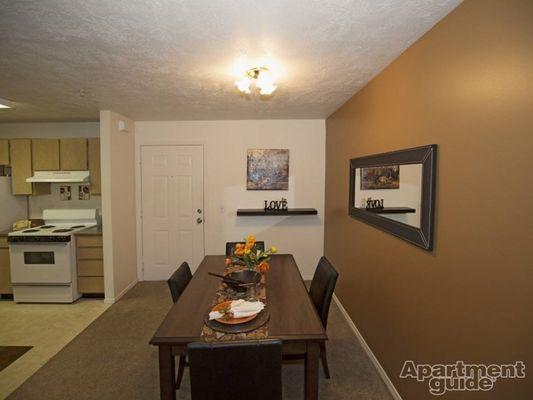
top-left (40, 225), bottom-right (56, 229)
top-left (23, 229), bottom-right (40, 233)
top-left (70, 225), bottom-right (86, 229)
top-left (53, 228), bottom-right (74, 233)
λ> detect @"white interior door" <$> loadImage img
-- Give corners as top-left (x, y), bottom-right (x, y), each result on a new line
top-left (141, 145), bottom-right (204, 280)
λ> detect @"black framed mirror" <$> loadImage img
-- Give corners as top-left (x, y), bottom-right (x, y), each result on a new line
top-left (349, 144), bottom-right (437, 251)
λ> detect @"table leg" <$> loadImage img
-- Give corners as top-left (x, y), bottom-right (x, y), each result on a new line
top-left (305, 342), bottom-right (320, 400)
top-left (158, 345), bottom-right (176, 400)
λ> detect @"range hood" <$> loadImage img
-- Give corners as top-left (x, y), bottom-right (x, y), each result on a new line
top-left (26, 171), bottom-right (90, 183)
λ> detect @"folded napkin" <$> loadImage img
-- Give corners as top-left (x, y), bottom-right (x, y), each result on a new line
top-left (209, 299), bottom-right (265, 320)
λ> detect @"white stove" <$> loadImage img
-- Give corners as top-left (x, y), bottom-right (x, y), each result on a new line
top-left (8, 209), bottom-right (98, 303)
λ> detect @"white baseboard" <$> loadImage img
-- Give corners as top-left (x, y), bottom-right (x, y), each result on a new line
top-left (332, 294), bottom-right (403, 400)
top-left (104, 279), bottom-right (137, 304)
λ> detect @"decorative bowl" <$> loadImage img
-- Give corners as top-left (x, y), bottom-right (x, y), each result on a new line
top-left (225, 270), bottom-right (261, 292)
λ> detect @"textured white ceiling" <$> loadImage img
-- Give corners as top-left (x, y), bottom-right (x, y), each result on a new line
top-left (0, 0), bottom-right (462, 122)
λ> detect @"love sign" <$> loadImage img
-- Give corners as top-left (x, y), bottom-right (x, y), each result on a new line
top-left (365, 197), bottom-right (384, 210)
top-left (264, 198), bottom-right (288, 211)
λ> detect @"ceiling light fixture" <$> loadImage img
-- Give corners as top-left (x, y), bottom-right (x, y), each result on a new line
top-left (235, 67), bottom-right (277, 96)
top-left (0, 97), bottom-right (14, 109)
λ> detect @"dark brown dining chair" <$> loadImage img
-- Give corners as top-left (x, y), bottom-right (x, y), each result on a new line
top-left (283, 256), bottom-right (338, 379)
top-left (188, 340), bottom-right (282, 400)
top-left (309, 256), bottom-right (338, 378)
top-left (167, 262), bottom-right (193, 303)
top-left (167, 261), bottom-right (193, 389)
top-left (225, 241), bottom-right (265, 256)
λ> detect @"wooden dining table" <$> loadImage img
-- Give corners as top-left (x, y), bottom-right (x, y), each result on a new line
top-left (150, 254), bottom-right (327, 400)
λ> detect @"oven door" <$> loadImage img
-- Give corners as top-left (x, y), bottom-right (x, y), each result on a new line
top-left (9, 242), bottom-right (73, 284)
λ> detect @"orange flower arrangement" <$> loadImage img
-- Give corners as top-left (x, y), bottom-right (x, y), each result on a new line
top-left (227, 234), bottom-right (277, 273)
top-left (258, 261), bottom-right (269, 274)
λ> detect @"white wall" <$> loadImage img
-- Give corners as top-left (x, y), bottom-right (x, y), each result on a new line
top-left (100, 111), bottom-right (137, 303)
top-left (0, 177), bottom-right (27, 231)
top-left (135, 120), bottom-right (325, 278)
top-left (28, 184), bottom-right (102, 219)
top-left (0, 122), bottom-right (101, 218)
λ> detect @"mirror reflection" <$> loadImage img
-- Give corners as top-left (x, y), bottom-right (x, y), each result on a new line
top-left (353, 164), bottom-right (422, 228)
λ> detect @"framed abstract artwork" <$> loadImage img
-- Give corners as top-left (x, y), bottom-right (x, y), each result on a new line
top-left (247, 149), bottom-right (289, 190)
top-left (360, 166), bottom-right (400, 190)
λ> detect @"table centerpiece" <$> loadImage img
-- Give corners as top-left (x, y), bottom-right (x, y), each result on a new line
top-left (225, 235), bottom-right (277, 274)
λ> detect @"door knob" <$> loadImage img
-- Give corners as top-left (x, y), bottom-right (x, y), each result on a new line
top-left (197, 209), bottom-right (202, 214)
top-left (197, 218), bottom-right (203, 224)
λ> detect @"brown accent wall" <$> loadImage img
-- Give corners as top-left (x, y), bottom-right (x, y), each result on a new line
top-left (325, 1), bottom-right (533, 399)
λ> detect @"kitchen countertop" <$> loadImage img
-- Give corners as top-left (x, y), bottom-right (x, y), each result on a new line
top-left (0, 220), bottom-right (44, 236)
top-left (74, 225), bottom-right (103, 236)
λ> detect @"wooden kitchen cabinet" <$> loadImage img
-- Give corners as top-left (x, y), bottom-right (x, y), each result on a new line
top-left (78, 277), bottom-right (104, 294)
top-left (87, 138), bottom-right (101, 194)
top-left (60, 138), bottom-right (87, 170)
top-left (32, 139), bottom-right (60, 170)
top-left (9, 139), bottom-right (32, 195)
top-left (78, 260), bottom-right (104, 276)
top-left (76, 233), bottom-right (104, 295)
top-left (77, 235), bottom-right (102, 247)
top-left (0, 139), bottom-right (9, 165)
top-left (9, 139), bottom-right (51, 196)
top-left (77, 247), bottom-right (103, 260)
top-left (0, 236), bottom-right (12, 295)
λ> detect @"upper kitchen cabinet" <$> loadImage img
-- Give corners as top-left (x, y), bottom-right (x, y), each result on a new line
top-left (32, 139), bottom-right (60, 170)
top-left (87, 138), bottom-right (101, 195)
top-left (9, 139), bottom-right (50, 195)
top-left (60, 138), bottom-right (87, 170)
top-left (10, 139), bottom-right (33, 195)
top-left (0, 140), bottom-right (9, 165)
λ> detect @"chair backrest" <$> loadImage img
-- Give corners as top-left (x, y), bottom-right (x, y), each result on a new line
top-left (225, 241), bottom-right (265, 257)
top-left (309, 256), bottom-right (339, 329)
top-left (167, 262), bottom-right (193, 303)
top-left (188, 339), bottom-right (282, 400)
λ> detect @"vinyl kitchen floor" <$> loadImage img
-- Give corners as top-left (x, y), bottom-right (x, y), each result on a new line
top-left (0, 297), bottom-right (109, 399)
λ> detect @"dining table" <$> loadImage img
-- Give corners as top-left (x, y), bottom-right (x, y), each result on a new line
top-left (150, 254), bottom-right (327, 400)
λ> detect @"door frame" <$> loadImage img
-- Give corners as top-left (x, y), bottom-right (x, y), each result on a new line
top-left (136, 142), bottom-right (206, 281)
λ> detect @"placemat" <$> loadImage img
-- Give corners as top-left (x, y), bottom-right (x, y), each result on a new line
top-left (201, 264), bottom-right (269, 342)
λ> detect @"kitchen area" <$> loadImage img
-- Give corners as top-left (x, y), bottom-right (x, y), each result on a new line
top-left (0, 127), bottom-right (109, 397)
top-left (0, 135), bottom-right (104, 302)
top-left (0, 137), bottom-right (104, 303)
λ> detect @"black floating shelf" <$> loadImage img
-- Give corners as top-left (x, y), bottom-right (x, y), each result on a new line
top-left (237, 208), bottom-right (318, 216)
top-left (365, 207), bottom-right (416, 214)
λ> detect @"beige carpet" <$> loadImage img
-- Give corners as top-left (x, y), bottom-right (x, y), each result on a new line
top-left (7, 282), bottom-right (393, 400)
